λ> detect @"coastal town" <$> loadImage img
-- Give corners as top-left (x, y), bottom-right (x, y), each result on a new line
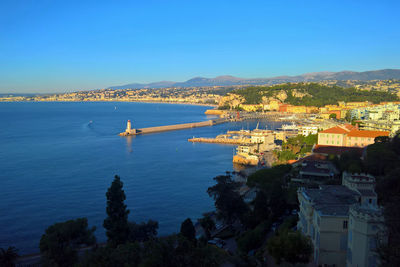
top-left (110, 81), bottom-right (398, 266)
top-left (3, 0), bottom-right (400, 265)
top-left (4, 81), bottom-right (400, 266)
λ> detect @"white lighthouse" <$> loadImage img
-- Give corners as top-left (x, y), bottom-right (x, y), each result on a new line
top-left (126, 120), bottom-right (132, 133)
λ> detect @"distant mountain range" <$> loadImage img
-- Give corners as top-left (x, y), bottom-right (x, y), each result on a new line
top-left (108, 69), bottom-right (400, 90)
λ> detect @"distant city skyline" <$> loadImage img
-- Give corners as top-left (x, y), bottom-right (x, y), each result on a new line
top-left (1, 0), bottom-right (399, 93)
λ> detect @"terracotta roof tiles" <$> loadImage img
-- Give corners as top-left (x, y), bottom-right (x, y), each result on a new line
top-left (347, 129), bottom-right (389, 138)
top-left (320, 124), bottom-right (355, 134)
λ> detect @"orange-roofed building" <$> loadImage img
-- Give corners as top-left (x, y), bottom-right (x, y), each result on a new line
top-left (279, 104), bottom-right (291, 112)
top-left (346, 129), bottom-right (390, 147)
top-left (318, 124), bottom-right (355, 146)
top-left (318, 124), bottom-right (389, 147)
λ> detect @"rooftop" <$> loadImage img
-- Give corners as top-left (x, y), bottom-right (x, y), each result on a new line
top-left (313, 145), bottom-right (364, 156)
top-left (347, 129), bottom-right (390, 138)
top-left (302, 185), bottom-right (359, 216)
top-left (300, 160), bottom-right (335, 176)
top-left (319, 124), bottom-right (355, 134)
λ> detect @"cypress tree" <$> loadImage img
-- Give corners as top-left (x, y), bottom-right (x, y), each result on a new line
top-left (103, 175), bottom-right (130, 247)
top-left (180, 218), bottom-right (196, 242)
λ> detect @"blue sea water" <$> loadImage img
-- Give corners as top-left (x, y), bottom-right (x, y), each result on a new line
top-left (0, 102), bottom-right (281, 254)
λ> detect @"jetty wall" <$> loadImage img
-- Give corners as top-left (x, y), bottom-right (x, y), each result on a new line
top-left (120, 119), bottom-right (222, 136)
top-left (188, 137), bottom-right (251, 145)
top-left (139, 120), bottom-right (213, 134)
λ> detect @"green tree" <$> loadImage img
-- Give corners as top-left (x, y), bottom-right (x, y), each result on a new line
top-left (180, 218), bottom-right (196, 242)
top-left (39, 218), bottom-right (96, 267)
top-left (0, 246), bottom-right (18, 267)
top-left (140, 235), bottom-right (226, 267)
top-left (128, 220), bottom-right (158, 243)
top-left (365, 142), bottom-right (398, 176)
top-left (251, 190), bottom-right (270, 224)
top-left (267, 230), bottom-right (313, 265)
top-left (231, 82), bottom-right (398, 106)
top-left (345, 111), bottom-right (352, 122)
top-left (335, 151), bottom-right (364, 173)
top-left (329, 113), bottom-right (337, 119)
top-left (207, 173), bottom-right (248, 223)
top-left (103, 175), bottom-right (130, 247)
top-left (78, 242), bottom-right (142, 267)
top-left (375, 168), bottom-right (400, 266)
top-left (198, 213), bottom-right (216, 240)
top-left (237, 221), bottom-right (270, 254)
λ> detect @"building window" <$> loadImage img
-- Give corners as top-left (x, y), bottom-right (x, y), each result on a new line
top-left (369, 237), bottom-right (377, 250)
top-left (343, 220), bottom-right (348, 229)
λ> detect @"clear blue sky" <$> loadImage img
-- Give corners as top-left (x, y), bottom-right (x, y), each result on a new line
top-left (0, 0), bottom-right (399, 93)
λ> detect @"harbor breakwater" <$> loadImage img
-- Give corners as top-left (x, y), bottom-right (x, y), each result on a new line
top-left (119, 119), bottom-right (217, 136)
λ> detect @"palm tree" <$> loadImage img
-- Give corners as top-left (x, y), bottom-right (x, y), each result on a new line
top-left (0, 246), bottom-right (19, 267)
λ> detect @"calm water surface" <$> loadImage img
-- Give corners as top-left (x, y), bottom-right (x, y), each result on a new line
top-left (0, 102), bottom-right (281, 253)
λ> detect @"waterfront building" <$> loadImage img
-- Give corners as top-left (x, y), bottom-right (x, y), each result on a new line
top-left (278, 103), bottom-right (291, 113)
top-left (239, 104), bottom-right (263, 112)
top-left (287, 105), bottom-right (307, 114)
top-left (263, 99), bottom-right (281, 111)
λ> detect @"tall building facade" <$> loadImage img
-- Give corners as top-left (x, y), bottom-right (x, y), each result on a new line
top-left (297, 172), bottom-right (386, 267)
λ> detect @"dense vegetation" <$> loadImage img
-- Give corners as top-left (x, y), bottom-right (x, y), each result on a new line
top-left (368, 136), bottom-right (400, 265)
top-left (232, 83), bottom-right (398, 106)
top-left (273, 134), bottom-right (318, 163)
top-left (0, 247), bottom-right (18, 267)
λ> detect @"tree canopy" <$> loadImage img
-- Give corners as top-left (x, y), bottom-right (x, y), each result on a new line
top-left (267, 230), bottom-right (313, 265)
top-left (0, 246), bottom-right (18, 267)
top-left (180, 218), bottom-right (196, 242)
top-left (39, 218), bottom-right (96, 267)
top-left (128, 220), bottom-right (158, 243)
top-left (103, 175), bottom-right (130, 247)
top-left (207, 173), bottom-right (248, 223)
top-left (231, 83), bottom-right (398, 106)
top-left (198, 213), bottom-right (216, 240)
